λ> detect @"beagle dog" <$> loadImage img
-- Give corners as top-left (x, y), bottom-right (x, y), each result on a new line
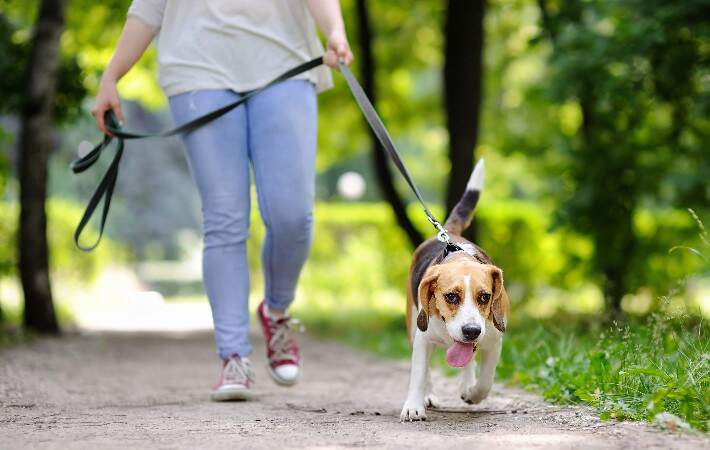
top-left (401, 159), bottom-right (509, 421)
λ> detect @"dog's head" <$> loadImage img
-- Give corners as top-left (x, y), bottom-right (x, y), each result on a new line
top-left (416, 260), bottom-right (507, 342)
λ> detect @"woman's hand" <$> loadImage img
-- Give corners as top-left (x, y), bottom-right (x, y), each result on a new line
top-left (89, 16), bottom-right (158, 134)
top-left (306, 0), bottom-right (352, 67)
top-left (324, 29), bottom-right (353, 68)
top-left (91, 76), bottom-right (124, 135)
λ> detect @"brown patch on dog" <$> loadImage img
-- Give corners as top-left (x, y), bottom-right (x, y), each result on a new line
top-left (488, 266), bottom-right (508, 332)
top-left (416, 266), bottom-right (441, 332)
top-left (422, 260), bottom-right (478, 325)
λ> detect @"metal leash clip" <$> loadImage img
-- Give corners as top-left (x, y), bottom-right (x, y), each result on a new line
top-left (427, 216), bottom-right (451, 244)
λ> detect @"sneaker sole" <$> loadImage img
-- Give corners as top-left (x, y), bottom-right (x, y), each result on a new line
top-left (268, 365), bottom-right (300, 386)
top-left (210, 384), bottom-right (253, 402)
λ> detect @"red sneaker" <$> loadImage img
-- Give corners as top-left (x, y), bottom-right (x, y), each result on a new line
top-left (210, 355), bottom-right (254, 401)
top-left (257, 301), bottom-right (301, 386)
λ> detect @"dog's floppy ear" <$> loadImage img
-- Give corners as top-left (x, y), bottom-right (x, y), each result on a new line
top-left (417, 266), bottom-right (440, 332)
top-left (488, 265), bottom-right (508, 333)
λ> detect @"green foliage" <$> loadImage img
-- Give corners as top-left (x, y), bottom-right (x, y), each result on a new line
top-left (316, 0), bottom-right (448, 195)
top-left (244, 202), bottom-right (707, 320)
top-left (0, 201), bottom-right (13, 279)
top-left (669, 209), bottom-right (710, 269)
top-left (477, 200), bottom-right (592, 294)
top-left (532, 0), bottom-right (710, 309)
top-left (0, 199), bottom-right (125, 282)
top-left (247, 202), bottom-right (411, 310)
top-left (0, 12), bottom-right (86, 122)
top-left (497, 316), bottom-right (709, 431)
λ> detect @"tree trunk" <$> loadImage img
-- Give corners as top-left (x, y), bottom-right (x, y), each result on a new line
top-left (603, 268), bottom-right (625, 320)
top-left (443, 0), bottom-right (485, 242)
top-left (18, 0), bottom-right (67, 334)
top-left (355, 0), bottom-right (425, 249)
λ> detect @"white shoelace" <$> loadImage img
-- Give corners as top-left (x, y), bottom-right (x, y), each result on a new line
top-left (268, 317), bottom-right (302, 362)
top-left (223, 357), bottom-right (254, 385)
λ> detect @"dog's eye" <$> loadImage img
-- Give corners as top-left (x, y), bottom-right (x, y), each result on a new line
top-left (478, 292), bottom-right (491, 304)
top-left (444, 292), bottom-right (460, 304)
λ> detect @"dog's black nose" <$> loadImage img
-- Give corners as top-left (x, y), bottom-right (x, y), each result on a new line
top-left (462, 323), bottom-right (481, 341)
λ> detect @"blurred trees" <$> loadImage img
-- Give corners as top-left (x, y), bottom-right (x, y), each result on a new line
top-left (536, 0), bottom-right (710, 315)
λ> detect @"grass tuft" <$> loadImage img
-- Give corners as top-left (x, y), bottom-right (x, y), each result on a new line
top-left (496, 315), bottom-right (709, 431)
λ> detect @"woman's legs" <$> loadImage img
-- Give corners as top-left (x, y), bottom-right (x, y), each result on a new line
top-left (247, 80), bottom-right (318, 312)
top-left (169, 90), bottom-right (253, 359)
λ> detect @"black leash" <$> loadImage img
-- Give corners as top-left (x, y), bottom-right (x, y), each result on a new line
top-left (337, 62), bottom-right (455, 248)
top-left (72, 57), bottom-right (458, 252)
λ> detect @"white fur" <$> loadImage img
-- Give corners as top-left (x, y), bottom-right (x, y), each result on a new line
top-left (465, 158), bottom-right (485, 192)
top-left (400, 273), bottom-right (503, 422)
top-left (445, 275), bottom-right (486, 342)
top-left (460, 327), bottom-right (502, 404)
top-left (400, 326), bottom-right (434, 421)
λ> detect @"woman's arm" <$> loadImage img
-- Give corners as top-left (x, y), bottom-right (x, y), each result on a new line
top-left (306, 0), bottom-right (353, 67)
top-left (91, 17), bottom-right (157, 133)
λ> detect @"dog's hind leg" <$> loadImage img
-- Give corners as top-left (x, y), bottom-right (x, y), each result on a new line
top-left (400, 330), bottom-right (434, 421)
top-left (461, 336), bottom-right (502, 404)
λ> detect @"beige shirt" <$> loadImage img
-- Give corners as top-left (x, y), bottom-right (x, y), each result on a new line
top-left (127, 0), bottom-right (333, 96)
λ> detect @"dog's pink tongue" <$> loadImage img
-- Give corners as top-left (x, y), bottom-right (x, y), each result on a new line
top-left (446, 342), bottom-right (475, 367)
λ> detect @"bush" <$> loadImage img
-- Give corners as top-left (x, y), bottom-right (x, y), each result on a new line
top-left (0, 198), bottom-right (126, 283)
top-left (275, 201), bottom-right (706, 316)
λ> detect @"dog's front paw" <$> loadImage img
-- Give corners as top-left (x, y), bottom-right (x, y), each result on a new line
top-left (400, 399), bottom-right (427, 422)
top-left (424, 393), bottom-right (439, 408)
top-left (460, 385), bottom-right (491, 405)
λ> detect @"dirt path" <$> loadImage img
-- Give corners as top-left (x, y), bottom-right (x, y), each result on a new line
top-left (1, 331), bottom-right (706, 449)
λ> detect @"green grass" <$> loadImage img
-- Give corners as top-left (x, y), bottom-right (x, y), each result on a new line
top-left (497, 315), bottom-right (708, 431)
top-left (298, 307), bottom-right (709, 432)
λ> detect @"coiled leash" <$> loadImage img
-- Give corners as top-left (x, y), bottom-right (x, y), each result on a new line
top-left (72, 57), bottom-right (461, 254)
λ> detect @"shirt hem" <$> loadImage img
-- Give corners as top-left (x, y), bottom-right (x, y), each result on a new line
top-left (161, 72), bottom-right (332, 98)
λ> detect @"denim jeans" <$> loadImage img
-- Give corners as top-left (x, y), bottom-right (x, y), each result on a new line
top-left (169, 80), bottom-right (317, 358)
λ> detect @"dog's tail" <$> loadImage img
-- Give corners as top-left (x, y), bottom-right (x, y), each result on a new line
top-left (443, 158), bottom-right (485, 236)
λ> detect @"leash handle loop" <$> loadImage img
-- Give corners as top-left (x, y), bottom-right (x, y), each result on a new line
top-left (72, 117), bottom-right (124, 251)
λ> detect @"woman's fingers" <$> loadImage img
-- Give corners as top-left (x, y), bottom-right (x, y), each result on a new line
top-left (110, 100), bottom-right (124, 128)
top-left (325, 30), bottom-right (353, 68)
top-left (340, 47), bottom-right (353, 65)
top-left (324, 49), bottom-right (337, 67)
top-left (91, 103), bottom-right (108, 134)
top-left (324, 46), bottom-right (352, 68)
top-left (91, 79), bottom-right (122, 135)
top-left (334, 42), bottom-right (352, 65)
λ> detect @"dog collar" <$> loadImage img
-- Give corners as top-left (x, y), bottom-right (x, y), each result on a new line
top-left (437, 241), bottom-right (488, 265)
top-left (434, 242), bottom-right (465, 265)
top-left (442, 242), bottom-right (464, 258)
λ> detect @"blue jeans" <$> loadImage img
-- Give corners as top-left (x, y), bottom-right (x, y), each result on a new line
top-left (169, 80), bottom-right (317, 358)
